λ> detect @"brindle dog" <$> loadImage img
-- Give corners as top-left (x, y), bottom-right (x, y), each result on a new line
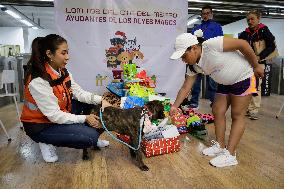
top-left (83, 92), bottom-right (165, 171)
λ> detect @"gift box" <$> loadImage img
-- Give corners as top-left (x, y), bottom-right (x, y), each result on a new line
top-left (141, 136), bottom-right (181, 157)
top-left (176, 126), bottom-right (189, 134)
top-left (112, 69), bottom-right (123, 80)
top-left (195, 113), bottom-right (214, 124)
top-left (170, 109), bottom-right (188, 127)
top-left (107, 83), bottom-right (125, 97)
top-left (123, 96), bottom-right (145, 109)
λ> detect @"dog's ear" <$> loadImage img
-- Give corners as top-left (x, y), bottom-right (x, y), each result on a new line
top-left (102, 92), bottom-right (121, 107)
top-left (90, 105), bottom-right (100, 116)
top-left (146, 100), bottom-right (165, 120)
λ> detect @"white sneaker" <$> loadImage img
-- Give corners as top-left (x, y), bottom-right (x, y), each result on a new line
top-left (202, 140), bottom-right (225, 156)
top-left (97, 139), bottom-right (109, 148)
top-left (39, 142), bottom-right (58, 163)
top-left (210, 149), bottom-right (238, 168)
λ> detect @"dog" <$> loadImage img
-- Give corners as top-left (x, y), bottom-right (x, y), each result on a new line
top-left (83, 92), bottom-right (165, 171)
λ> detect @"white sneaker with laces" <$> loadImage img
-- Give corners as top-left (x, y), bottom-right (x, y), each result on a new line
top-left (210, 149), bottom-right (238, 168)
top-left (202, 140), bottom-right (225, 156)
top-left (39, 142), bottom-right (58, 163)
top-left (97, 139), bottom-right (110, 148)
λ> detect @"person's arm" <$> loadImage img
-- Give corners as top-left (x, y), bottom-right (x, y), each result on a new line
top-left (223, 37), bottom-right (264, 78)
top-left (70, 73), bottom-right (102, 104)
top-left (258, 27), bottom-right (276, 61)
top-left (170, 74), bottom-right (197, 114)
top-left (29, 78), bottom-right (87, 124)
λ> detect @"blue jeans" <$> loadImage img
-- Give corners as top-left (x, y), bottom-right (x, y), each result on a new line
top-left (25, 100), bottom-right (103, 149)
top-left (188, 74), bottom-right (217, 106)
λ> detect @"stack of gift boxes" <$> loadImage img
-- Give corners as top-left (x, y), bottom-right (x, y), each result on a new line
top-left (108, 63), bottom-right (182, 158)
top-left (170, 106), bottom-right (215, 135)
top-left (107, 63), bottom-right (156, 98)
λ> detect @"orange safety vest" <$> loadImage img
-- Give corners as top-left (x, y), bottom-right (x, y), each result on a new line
top-left (21, 63), bottom-right (73, 123)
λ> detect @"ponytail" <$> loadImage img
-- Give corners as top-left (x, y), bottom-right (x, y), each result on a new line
top-left (24, 37), bottom-right (43, 85)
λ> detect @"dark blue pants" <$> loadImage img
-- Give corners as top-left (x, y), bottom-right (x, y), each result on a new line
top-left (188, 74), bottom-right (217, 106)
top-left (27, 100), bottom-right (103, 149)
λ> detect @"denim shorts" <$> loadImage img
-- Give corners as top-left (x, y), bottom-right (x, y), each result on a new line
top-left (216, 76), bottom-right (258, 96)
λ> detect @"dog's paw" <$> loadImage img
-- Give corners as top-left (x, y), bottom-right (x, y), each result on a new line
top-left (139, 165), bottom-right (149, 171)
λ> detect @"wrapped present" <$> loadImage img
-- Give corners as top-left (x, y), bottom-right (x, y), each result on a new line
top-left (170, 108), bottom-right (188, 127)
top-left (186, 113), bottom-right (201, 127)
top-left (107, 83), bottom-right (125, 97)
top-left (123, 96), bottom-right (145, 109)
top-left (141, 137), bottom-right (181, 157)
top-left (123, 63), bottom-right (137, 80)
top-left (127, 83), bottom-right (155, 97)
top-left (195, 113), bottom-right (214, 124)
top-left (163, 98), bottom-right (171, 112)
top-left (176, 126), bottom-right (189, 134)
top-left (112, 69), bottom-right (123, 80)
top-left (110, 82), bottom-right (124, 89)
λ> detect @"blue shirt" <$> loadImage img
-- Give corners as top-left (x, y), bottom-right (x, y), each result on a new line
top-left (192, 20), bottom-right (223, 40)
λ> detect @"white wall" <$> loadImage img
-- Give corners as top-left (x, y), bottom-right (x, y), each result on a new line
top-left (27, 28), bottom-right (58, 53)
top-left (223, 18), bottom-right (284, 56)
top-left (0, 27), bottom-right (58, 54)
top-left (0, 27), bottom-right (24, 53)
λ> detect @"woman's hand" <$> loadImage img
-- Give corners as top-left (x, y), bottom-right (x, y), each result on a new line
top-left (170, 106), bottom-right (178, 116)
top-left (254, 65), bottom-right (264, 78)
top-left (86, 114), bottom-right (102, 128)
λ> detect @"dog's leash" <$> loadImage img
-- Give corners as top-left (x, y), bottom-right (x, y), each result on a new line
top-left (99, 107), bottom-right (144, 151)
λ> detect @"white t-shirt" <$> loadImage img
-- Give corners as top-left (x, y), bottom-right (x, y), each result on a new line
top-left (186, 36), bottom-right (254, 85)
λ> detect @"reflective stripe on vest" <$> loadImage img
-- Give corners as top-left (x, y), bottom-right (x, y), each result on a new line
top-left (24, 100), bottom-right (39, 111)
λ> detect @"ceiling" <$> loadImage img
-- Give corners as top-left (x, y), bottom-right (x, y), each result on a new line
top-left (0, 0), bottom-right (284, 30)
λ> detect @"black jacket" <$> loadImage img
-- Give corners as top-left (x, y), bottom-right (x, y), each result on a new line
top-left (239, 23), bottom-right (276, 63)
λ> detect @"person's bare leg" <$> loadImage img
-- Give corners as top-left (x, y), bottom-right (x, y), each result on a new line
top-left (212, 94), bottom-right (230, 148)
top-left (227, 94), bottom-right (252, 154)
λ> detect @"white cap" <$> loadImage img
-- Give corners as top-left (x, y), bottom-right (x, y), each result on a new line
top-left (170, 33), bottom-right (199, 60)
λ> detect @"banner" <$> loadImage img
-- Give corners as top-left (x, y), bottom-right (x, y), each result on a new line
top-left (54, 0), bottom-right (187, 99)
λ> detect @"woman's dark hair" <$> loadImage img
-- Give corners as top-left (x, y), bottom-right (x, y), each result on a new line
top-left (186, 36), bottom-right (205, 73)
top-left (202, 5), bottom-right (212, 12)
top-left (24, 34), bottom-right (67, 85)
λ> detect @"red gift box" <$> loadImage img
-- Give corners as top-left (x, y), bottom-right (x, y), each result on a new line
top-left (141, 137), bottom-right (181, 157)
